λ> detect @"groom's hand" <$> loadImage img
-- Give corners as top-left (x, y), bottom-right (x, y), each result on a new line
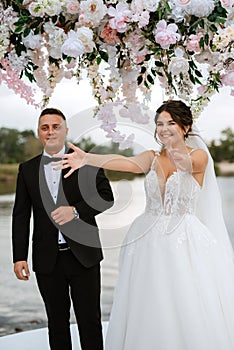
top-left (14, 261), bottom-right (30, 281)
top-left (51, 206), bottom-right (75, 225)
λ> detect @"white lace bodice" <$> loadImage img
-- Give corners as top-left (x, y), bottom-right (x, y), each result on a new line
top-left (144, 156), bottom-right (201, 217)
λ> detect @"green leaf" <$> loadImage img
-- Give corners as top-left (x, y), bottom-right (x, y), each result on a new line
top-left (147, 74), bottom-right (154, 85)
top-left (137, 75), bottom-right (143, 85)
top-left (99, 50), bottom-right (109, 62)
top-left (199, 37), bottom-right (204, 50)
top-left (96, 56), bottom-right (102, 65)
top-left (155, 60), bottom-right (164, 67)
top-left (15, 26), bottom-right (24, 33)
top-left (194, 69), bottom-right (203, 78)
top-left (23, 27), bottom-right (31, 37)
top-left (204, 33), bottom-right (209, 46)
top-left (215, 17), bottom-right (226, 24)
top-left (209, 24), bottom-right (218, 33)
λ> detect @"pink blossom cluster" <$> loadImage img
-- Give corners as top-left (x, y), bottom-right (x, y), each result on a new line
top-left (0, 58), bottom-right (40, 107)
top-left (221, 70), bottom-right (234, 95)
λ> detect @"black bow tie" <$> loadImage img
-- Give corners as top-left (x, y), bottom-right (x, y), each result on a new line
top-left (41, 156), bottom-right (62, 165)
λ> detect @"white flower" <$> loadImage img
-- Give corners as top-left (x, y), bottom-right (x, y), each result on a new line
top-left (0, 25), bottom-right (10, 59)
top-left (28, 2), bottom-right (45, 17)
top-left (22, 30), bottom-right (43, 49)
top-left (131, 0), bottom-right (159, 13)
top-left (184, 0), bottom-right (215, 17)
top-left (77, 27), bottom-right (95, 52)
top-left (119, 133), bottom-right (135, 150)
top-left (44, 1), bottom-right (63, 16)
top-left (168, 56), bottom-right (189, 75)
top-left (195, 50), bottom-right (219, 65)
top-left (61, 30), bottom-right (85, 57)
top-left (43, 22), bottom-right (66, 58)
top-left (119, 104), bottom-right (150, 124)
top-left (79, 0), bottom-right (107, 27)
top-left (143, 0), bottom-right (160, 12)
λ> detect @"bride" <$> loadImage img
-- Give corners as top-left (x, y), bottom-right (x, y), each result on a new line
top-left (54, 100), bottom-right (234, 349)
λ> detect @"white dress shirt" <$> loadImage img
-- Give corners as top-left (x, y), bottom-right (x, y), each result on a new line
top-left (43, 147), bottom-right (67, 244)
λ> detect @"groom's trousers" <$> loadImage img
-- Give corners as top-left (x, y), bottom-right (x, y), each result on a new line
top-left (35, 249), bottom-right (103, 350)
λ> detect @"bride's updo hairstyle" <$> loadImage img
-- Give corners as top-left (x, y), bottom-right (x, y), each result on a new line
top-left (154, 100), bottom-right (193, 143)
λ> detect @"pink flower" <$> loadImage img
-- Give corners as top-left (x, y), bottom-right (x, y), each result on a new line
top-left (108, 3), bottom-right (132, 33)
top-left (154, 20), bottom-right (180, 50)
top-left (177, 0), bottom-right (191, 4)
top-left (100, 22), bottom-right (121, 45)
top-left (221, 70), bottom-right (234, 87)
top-left (220, 0), bottom-right (234, 9)
top-left (197, 85), bottom-right (207, 95)
top-left (0, 58), bottom-right (39, 107)
top-left (66, 0), bottom-right (80, 14)
top-left (186, 33), bottom-right (204, 52)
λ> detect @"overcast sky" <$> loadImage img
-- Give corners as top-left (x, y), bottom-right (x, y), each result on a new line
top-left (0, 78), bottom-right (233, 150)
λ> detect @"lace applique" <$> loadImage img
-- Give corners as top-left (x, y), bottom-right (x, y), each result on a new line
top-left (144, 160), bottom-right (200, 218)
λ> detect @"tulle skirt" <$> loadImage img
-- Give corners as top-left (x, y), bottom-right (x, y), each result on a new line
top-left (105, 213), bottom-right (234, 350)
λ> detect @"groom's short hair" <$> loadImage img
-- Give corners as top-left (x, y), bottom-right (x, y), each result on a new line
top-left (39, 108), bottom-right (66, 121)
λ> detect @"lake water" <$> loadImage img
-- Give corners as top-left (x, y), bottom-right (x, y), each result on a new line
top-left (0, 177), bottom-right (234, 337)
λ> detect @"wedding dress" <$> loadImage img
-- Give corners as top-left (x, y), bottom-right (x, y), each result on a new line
top-left (105, 139), bottom-right (234, 350)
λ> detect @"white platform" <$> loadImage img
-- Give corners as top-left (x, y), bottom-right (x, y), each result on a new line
top-left (0, 322), bottom-right (108, 349)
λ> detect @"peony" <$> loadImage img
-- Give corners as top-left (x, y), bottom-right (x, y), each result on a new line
top-left (154, 20), bottom-right (180, 49)
top-left (108, 2), bottom-right (132, 33)
top-left (61, 30), bottom-right (85, 57)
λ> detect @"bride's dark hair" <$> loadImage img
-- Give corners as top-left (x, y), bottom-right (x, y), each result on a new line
top-left (154, 100), bottom-right (193, 143)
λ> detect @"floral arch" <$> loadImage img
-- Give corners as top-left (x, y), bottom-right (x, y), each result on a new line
top-left (0, 0), bottom-right (234, 147)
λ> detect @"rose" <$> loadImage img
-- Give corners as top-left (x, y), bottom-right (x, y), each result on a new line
top-left (100, 22), bottom-right (121, 45)
top-left (154, 20), bottom-right (180, 50)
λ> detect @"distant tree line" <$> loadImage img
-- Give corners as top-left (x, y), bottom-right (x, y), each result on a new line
top-left (209, 128), bottom-right (234, 163)
top-left (0, 127), bottom-right (234, 165)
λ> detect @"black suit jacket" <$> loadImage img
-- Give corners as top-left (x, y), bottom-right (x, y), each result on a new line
top-left (12, 153), bottom-right (114, 273)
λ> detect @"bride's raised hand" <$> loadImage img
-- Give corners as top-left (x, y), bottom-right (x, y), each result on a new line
top-left (53, 142), bottom-right (86, 178)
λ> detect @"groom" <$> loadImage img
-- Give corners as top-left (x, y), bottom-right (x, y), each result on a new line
top-left (12, 108), bottom-right (114, 350)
